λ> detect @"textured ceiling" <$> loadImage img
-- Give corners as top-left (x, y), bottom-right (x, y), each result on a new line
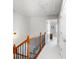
top-left (13, 0), bottom-right (62, 17)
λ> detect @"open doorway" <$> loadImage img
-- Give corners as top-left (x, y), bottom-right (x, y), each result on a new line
top-left (46, 19), bottom-right (58, 46)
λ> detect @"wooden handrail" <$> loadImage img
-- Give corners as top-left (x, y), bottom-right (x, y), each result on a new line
top-left (16, 34), bottom-right (32, 48)
top-left (13, 35), bottom-right (31, 59)
top-left (16, 39), bottom-right (28, 48)
top-left (34, 32), bottom-right (46, 59)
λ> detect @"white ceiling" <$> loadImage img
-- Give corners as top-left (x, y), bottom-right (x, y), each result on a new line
top-left (13, 0), bottom-right (62, 17)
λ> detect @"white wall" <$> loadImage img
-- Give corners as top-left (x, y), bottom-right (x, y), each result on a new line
top-left (58, 0), bottom-right (66, 39)
top-left (29, 17), bottom-right (46, 37)
top-left (13, 11), bottom-right (30, 45)
top-left (58, 0), bottom-right (66, 59)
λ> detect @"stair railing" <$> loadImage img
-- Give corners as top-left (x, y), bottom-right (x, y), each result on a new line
top-left (13, 35), bottom-right (31, 59)
top-left (13, 32), bottom-right (46, 59)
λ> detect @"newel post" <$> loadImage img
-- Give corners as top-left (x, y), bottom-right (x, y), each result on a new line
top-left (27, 35), bottom-right (31, 59)
top-left (40, 32), bottom-right (42, 50)
top-left (13, 44), bottom-right (17, 59)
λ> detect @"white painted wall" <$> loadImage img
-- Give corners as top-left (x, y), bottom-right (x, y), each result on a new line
top-left (29, 17), bottom-right (46, 37)
top-left (58, 0), bottom-right (66, 59)
top-left (13, 11), bottom-right (30, 45)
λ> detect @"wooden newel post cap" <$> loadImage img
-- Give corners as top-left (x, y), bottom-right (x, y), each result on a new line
top-left (40, 32), bottom-right (42, 35)
top-left (27, 33), bottom-right (32, 43)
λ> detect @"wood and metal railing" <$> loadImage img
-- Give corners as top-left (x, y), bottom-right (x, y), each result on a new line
top-left (13, 32), bottom-right (46, 59)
